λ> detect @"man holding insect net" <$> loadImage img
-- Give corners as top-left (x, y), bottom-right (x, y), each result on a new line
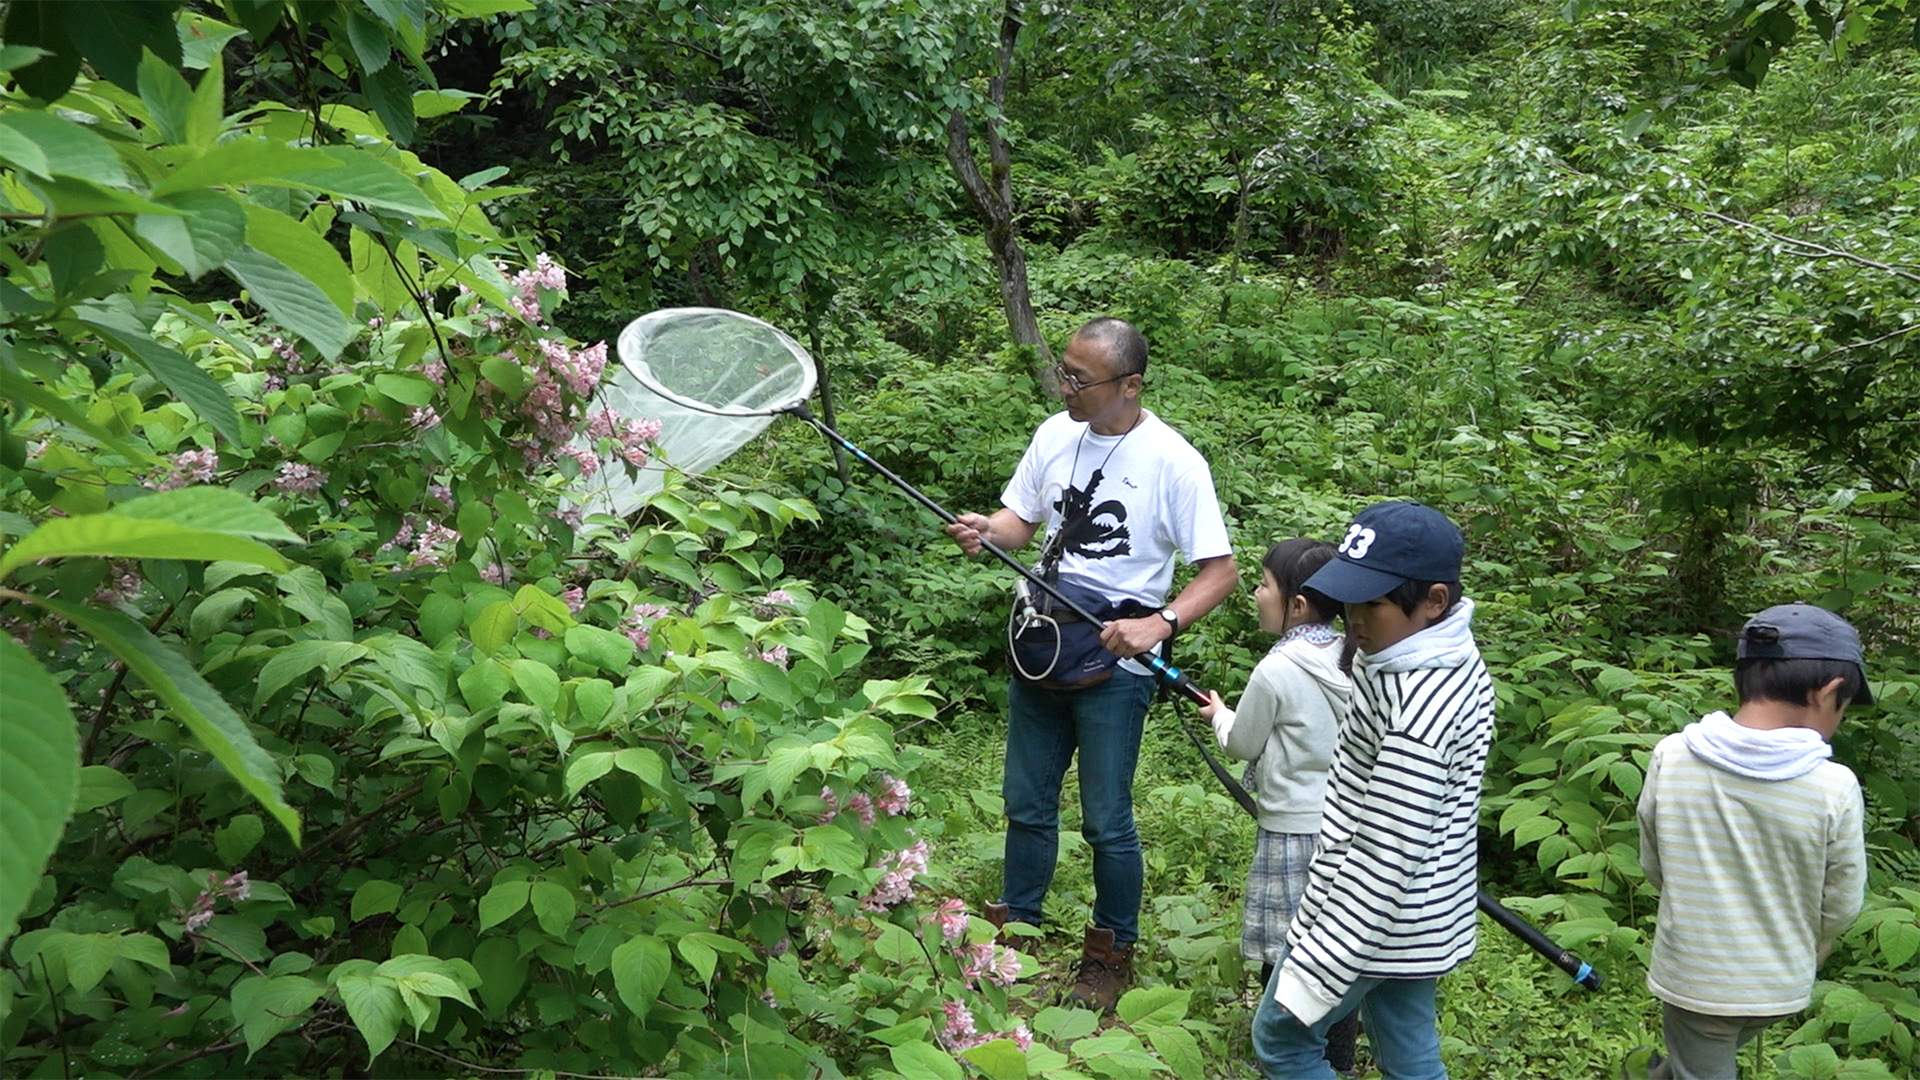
top-left (947, 317), bottom-right (1238, 1011)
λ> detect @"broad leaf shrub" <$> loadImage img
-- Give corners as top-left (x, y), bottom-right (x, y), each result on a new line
top-left (0, 17), bottom-right (1197, 1080)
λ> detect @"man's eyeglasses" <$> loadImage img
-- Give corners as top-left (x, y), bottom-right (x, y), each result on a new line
top-left (1049, 364), bottom-right (1133, 394)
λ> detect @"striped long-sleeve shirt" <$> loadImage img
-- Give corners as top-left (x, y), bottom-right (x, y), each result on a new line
top-left (1638, 718), bottom-right (1865, 1015)
top-left (1274, 599), bottom-right (1495, 1025)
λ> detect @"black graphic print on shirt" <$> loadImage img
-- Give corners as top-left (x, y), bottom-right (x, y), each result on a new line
top-left (1044, 467), bottom-right (1132, 574)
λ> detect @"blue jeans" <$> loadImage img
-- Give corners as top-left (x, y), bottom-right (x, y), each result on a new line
top-left (1001, 671), bottom-right (1157, 944)
top-left (1253, 948), bottom-right (1445, 1080)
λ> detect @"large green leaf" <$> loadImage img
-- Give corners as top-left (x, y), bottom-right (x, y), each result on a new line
top-left (64, 0), bottom-right (182, 93)
top-left (891, 1041), bottom-right (965, 1080)
top-left (149, 138), bottom-right (341, 199)
top-left (224, 246), bottom-right (354, 361)
top-left (334, 967), bottom-right (405, 1062)
top-left (0, 488), bottom-right (296, 580)
top-left (0, 639), bottom-right (77, 946)
top-left (243, 204), bottom-right (355, 315)
top-left (231, 975), bottom-right (325, 1058)
top-left (275, 146), bottom-right (445, 222)
top-left (136, 189), bottom-right (247, 278)
top-left (0, 108), bottom-right (126, 186)
top-left (0, 368), bottom-right (155, 462)
top-left (81, 318), bottom-right (242, 445)
top-left (26, 595), bottom-right (298, 842)
top-left (610, 934), bottom-right (671, 1021)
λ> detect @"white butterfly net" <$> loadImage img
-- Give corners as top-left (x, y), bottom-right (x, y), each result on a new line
top-left (575, 308), bottom-right (818, 517)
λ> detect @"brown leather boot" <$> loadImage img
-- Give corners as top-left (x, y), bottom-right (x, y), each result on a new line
top-left (1064, 926), bottom-right (1133, 1012)
top-left (984, 902), bottom-right (1010, 931)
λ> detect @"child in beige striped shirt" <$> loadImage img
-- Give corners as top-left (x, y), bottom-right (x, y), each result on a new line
top-left (1628, 603), bottom-right (1870, 1080)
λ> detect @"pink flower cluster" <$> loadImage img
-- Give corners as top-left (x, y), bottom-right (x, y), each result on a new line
top-left (409, 406), bottom-right (441, 431)
top-left (585, 407), bottom-right (663, 470)
top-left (508, 253), bottom-right (568, 324)
top-left (620, 602), bottom-right (672, 650)
top-left (407, 522), bottom-right (460, 569)
top-left (930, 898), bottom-right (969, 944)
top-left (758, 643), bottom-right (789, 668)
top-left (273, 462), bottom-right (327, 495)
top-left (860, 838), bottom-right (930, 913)
top-left (938, 1000), bottom-right (1032, 1054)
top-left (480, 563), bottom-right (510, 585)
top-left (180, 870), bottom-right (251, 932)
top-left (153, 448), bottom-right (218, 490)
top-left (818, 774), bottom-right (912, 827)
top-left (561, 586), bottom-right (586, 613)
top-left (511, 338), bottom-right (614, 464)
top-left (754, 589), bottom-right (796, 617)
top-left (956, 939), bottom-right (1023, 988)
top-left (92, 565), bottom-right (141, 606)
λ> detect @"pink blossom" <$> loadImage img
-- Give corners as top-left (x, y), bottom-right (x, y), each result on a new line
top-left (184, 907), bottom-right (214, 932)
top-left (262, 373), bottom-right (286, 393)
top-left (423, 360), bottom-right (447, 385)
top-left (563, 446), bottom-right (599, 478)
top-left (409, 406), bottom-right (441, 431)
top-left (156, 447), bottom-right (218, 490)
top-left (942, 1000), bottom-right (976, 1042)
top-left (480, 563), bottom-right (509, 585)
top-left (585, 407), bottom-right (623, 441)
top-left (875, 774), bottom-right (912, 817)
top-left (410, 522), bottom-right (459, 568)
top-left (620, 602), bottom-right (671, 650)
top-left (552, 506), bottom-right (585, 529)
top-left (429, 484), bottom-right (454, 508)
top-left (759, 644), bottom-right (789, 668)
top-left (845, 792), bottom-right (876, 828)
top-left (818, 786), bottom-right (840, 825)
top-left (273, 462), bottom-right (327, 495)
top-left (956, 941), bottom-right (1021, 987)
top-left (368, 316), bottom-right (385, 330)
top-left (220, 871), bottom-right (251, 902)
top-left (930, 898), bottom-right (969, 945)
top-left (561, 586), bottom-right (585, 614)
top-left (859, 839), bottom-right (930, 912)
top-left (754, 589), bottom-right (796, 617)
top-left (1010, 1023), bottom-right (1033, 1051)
top-left (92, 567), bottom-right (141, 606)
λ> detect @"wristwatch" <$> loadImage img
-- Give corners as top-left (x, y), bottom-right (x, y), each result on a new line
top-left (1157, 608), bottom-right (1180, 633)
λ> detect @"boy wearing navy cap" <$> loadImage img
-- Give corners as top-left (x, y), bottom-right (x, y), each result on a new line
top-left (1625, 603), bottom-right (1870, 1080)
top-left (1252, 501), bottom-right (1496, 1080)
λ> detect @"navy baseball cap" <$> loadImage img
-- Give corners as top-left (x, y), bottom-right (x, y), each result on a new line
top-left (1738, 602), bottom-right (1874, 705)
top-left (1304, 501), bottom-right (1464, 604)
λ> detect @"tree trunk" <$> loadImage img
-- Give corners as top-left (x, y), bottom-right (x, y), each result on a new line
top-left (946, 1), bottom-right (1052, 371)
top-left (802, 287), bottom-right (851, 484)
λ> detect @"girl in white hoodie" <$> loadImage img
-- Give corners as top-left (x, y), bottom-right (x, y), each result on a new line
top-left (1200, 538), bottom-right (1358, 1070)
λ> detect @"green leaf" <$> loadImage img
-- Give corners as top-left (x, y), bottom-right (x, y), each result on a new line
top-left (1511, 816), bottom-right (1561, 846)
top-left (1879, 917), bottom-right (1920, 969)
top-left (960, 1039), bottom-right (1030, 1080)
top-left (469, 601), bottom-right (517, 656)
top-left (0, 498), bottom-right (293, 581)
top-left (343, 5), bottom-right (393, 74)
top-left (797, 825), bottom-right (865, 875)
top-left (276, 145), bottom-right (444, 221)
top-left (1143, 1024), bottom-right (1206, 1080)
top-left (137, 189), bottom-right (247, 278)
top-left (0, 109), bottom-right (126, 185)
top-left (65, 0), bottom-right (182, 93)
top-left (613, 747), bottom-right (665, 790)
top-left (25, 595), bottom-right (298, 843)
top-left (0, 369), bottom-right (155, 462)
top-left (231, 974), bottom-right (325, 1058)
top-left (477, 880), bottom-right (530, 931)
top-left (335, 969), bottom-right (405, 1062)
top-left (361, 57), bottom-right (416, 145)
top-left (1116, 985), bottom-right (1191, 1027)
top-left (223, 246), bottom-right (353, 361)
top-left (81, 320), bottom-right (243, 445)
top-left (563, 751), bottom-right (616, 798)
top-left (0, 639), bottom-right (77, 946)
top-left (890, 1041), bottom-right (964, 1080)
top-left (137, 46), bottom-right (196, 144)
top-left (73, 765), bottom-right (135, 813)
top-left (610, 934), bottom-right (671, 1022)
top-left (456, 659), bottom-right (511, 712)
top-left (528, 881), bottom-right (574, 937)
top-left (352, 880), bottom-right (404, 923)
top-left (214, 814), bottom-right (264, 864)
top-left (470, 937), bottom-right (525, 1015)
top-left (243, 203), bottom-right (354, 314)
top-left (563, 624), bottom-right (634, 673)
top-left (150, 138), bottom-right (340, 199)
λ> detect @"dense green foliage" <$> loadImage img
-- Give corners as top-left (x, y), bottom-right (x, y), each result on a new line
top-left (2, 1), bottom-right (1916, 1078)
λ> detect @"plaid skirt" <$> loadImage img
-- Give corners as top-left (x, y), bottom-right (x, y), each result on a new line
top-left (1242, 828), bottom-right (1317, 964)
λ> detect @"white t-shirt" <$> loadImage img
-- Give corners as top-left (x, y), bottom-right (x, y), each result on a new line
top-left (1001, 408), bottom-right (1231, 612)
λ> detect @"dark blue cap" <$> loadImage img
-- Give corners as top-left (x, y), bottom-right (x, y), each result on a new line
top-left (1304, 501), bottom-right (1464, 604)
top-left (1738, 602), bottom-right (1874, 705)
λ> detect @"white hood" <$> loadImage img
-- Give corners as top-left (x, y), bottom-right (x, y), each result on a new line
top-left (1682, 709), bottom-right (1832, 781)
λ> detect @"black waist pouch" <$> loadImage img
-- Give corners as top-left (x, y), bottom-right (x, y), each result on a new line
top-left (1007, 577), bottom-right (1151, 688)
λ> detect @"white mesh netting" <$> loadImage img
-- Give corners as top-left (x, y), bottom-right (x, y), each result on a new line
top-left (574, 308), bottom-right (817, 517)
